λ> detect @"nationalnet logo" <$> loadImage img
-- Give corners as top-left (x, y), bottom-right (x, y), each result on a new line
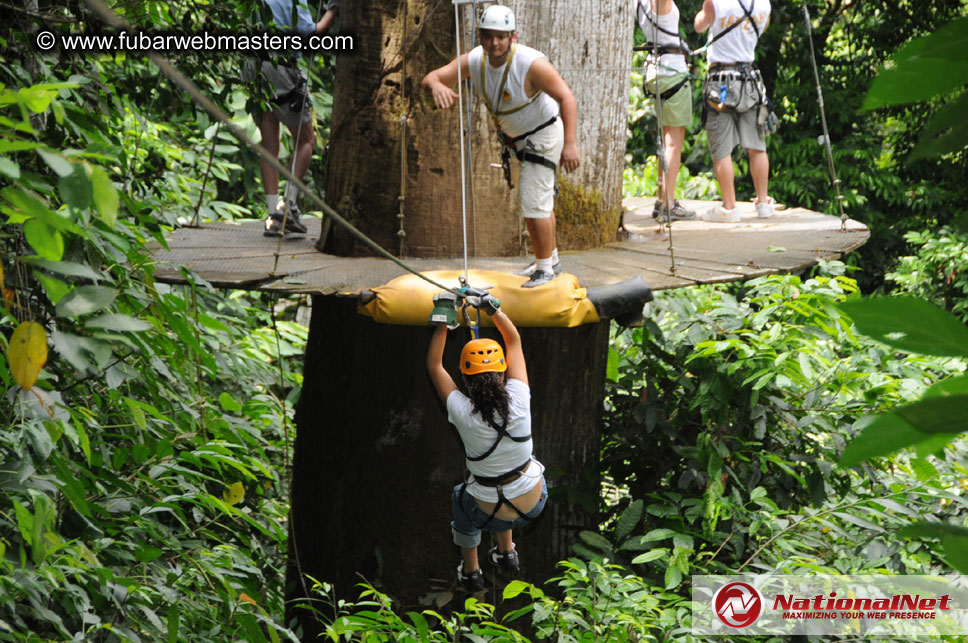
top-left (713, 581), bottom-right (764, 628)
top-left (693, 575), bottom-right (968, 637)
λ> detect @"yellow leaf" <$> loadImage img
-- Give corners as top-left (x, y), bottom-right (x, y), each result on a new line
top-left (239, 592), bottom-right (257, 605)
top-left (9, 321), bottom-right (47, 389)
top-left (223, 481), bottom-right (245, 506)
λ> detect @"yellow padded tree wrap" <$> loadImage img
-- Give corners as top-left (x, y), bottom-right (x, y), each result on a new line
top-left (359, 269), bottom-right (602, 327)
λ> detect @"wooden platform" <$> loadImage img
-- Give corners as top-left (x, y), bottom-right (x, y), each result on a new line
top-left (149, 198), bottom-right (869, 295)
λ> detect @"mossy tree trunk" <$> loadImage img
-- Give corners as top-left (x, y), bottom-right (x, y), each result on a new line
top-left (324, 0), bottom-right (632, 258)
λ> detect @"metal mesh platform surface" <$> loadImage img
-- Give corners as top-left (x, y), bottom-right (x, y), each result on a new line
top-left (148, 198), bottom-right (869, 295)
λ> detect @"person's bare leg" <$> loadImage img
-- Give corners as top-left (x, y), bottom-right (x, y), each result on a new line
top-left (495, 530), bottom-right (513, 553)
top-left (712, 154), bottom-right (736, 210)
top-left (524, 217), bottom-right (554, 260)
top-left (748, 148), bottom-right (770, 203)
top-left (461, 546), bottom-right (480, 572)
top-left (258, 114), bottom-right (281, 197)
top-left (663, 126), bottom-right (686, 207)
top-left (287, 118), bottom-right (315, 186)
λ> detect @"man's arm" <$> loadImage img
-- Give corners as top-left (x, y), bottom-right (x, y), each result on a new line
top-left (694, 0), bottom-right (715, 32)
top-left (491, 311), bottom-right (527, 386)
top-left (526, 58), bottom-right (580, 173)
top-left (427, 324), bottom-right (458, 402)
top-left (315, 7), bottom-right (338, 35)
top-left (421, 54), bottom-right (472, 110)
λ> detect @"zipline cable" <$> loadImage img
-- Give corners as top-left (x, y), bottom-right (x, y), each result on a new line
top-left (802, 3), bottom-right (847, 231)
top-left (81, 0), bottom-right (471, 299)
top-left (454, 0), bottom-right (471, 284)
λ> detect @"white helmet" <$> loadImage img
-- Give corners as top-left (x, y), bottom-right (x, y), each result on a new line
top-left (479, 5), bottom-right (515, 32)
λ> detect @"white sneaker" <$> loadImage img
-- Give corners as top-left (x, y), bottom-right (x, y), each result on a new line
top-left (701, 204), bottom-right (740, 223)
top-left (756, 197), bottom-right (776, 219)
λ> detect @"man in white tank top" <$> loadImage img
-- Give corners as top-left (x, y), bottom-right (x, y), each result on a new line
top-left (421, 5), bottom-right (580, 288)
top-left (694, 0), bottom-right (777, 222)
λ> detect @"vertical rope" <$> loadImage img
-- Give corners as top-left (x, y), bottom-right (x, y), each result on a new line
top-left (398, 115), bottom-right (408, 256)
top-left (397, 1), bottom-right (408, 256)
top-left (802, 4), bottom-right (847, 231)
top-left (647, 1), bottom-right (677, 275)
top-left (467, 0), bottom-right (479, 258)
top-left (191, 123), bottom-right (220, 228)
top-left (453, 0), bottom-right (471, 282)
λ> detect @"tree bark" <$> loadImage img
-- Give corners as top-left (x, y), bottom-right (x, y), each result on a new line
top-left (291, 1), bottom-right (632, 637)
top-left (289, 296), bottom-right (609, 637)
top-left (324, 0), bottom-right (632, 257)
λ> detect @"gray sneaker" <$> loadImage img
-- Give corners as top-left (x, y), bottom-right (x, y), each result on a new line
top-left (652, 200), bottom-right (696, 221)
top-left (522, 268), bottom-right (556, 288)
top-left (264, 200), bottom-right (308, 237)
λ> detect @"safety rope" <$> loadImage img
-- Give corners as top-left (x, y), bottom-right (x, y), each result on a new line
top-left (802, 3), bottom-right (847, 231)
top-left (81, 0), bottom-right (471, 300)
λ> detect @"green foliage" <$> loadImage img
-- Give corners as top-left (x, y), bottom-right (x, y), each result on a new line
top-left (862, 16), bottom-right (968, 159)
top-left (303, 580), bottom-right (529, 642)
top-left (590, 267), bottom-right (966, 599)
top-left (0, 36), bottom-right (309, 643)
top-left (887, 227), bottom-right (968, 323)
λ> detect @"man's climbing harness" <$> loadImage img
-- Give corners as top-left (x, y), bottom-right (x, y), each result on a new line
top-left (479, 43), bottom-right (560, 189)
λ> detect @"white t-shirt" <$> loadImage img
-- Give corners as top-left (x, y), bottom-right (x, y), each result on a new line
top-left (636, 0), bottom-right (689, 76)
top-left (447, 378), bottom-right (545, 503)
top-left (708, 0), bottom-right (771, 64)
top-left (467, 44), bottom-right (560, 139)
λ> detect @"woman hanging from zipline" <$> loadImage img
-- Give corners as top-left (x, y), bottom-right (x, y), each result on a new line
top-left (427, 292), bottom-right (548, 593)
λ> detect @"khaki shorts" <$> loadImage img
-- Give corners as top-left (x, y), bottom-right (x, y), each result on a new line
top-left (705, 106), bottom-right (765, 162)
top-left (650, 75), bottom-right (692, 128)
top-left (255, 61), bottom-right (312, 130)
top-left (516, 117), bottom-right (564, 219)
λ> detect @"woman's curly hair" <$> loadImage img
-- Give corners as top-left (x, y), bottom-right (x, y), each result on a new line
top-left (464, 371), bottom-right (510, 430)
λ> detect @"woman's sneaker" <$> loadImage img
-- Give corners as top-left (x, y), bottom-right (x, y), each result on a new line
top-left (457, 561), bottom-right (485, 592)
top-left (701, 204), bottom-right (740, 223)
top-left (487, 545), bottom-right (520, 574)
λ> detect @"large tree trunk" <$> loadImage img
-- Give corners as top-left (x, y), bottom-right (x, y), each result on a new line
top-left (289, 297), bottom-right (609, 637)
top-left (290, 1), bottom-right (632, 637)
top-left (324, 0), bottom-right (632, 257)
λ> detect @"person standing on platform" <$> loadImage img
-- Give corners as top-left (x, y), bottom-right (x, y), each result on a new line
top-left (694, 0), bottom-right (776, 223)
top-left (255, 0), bottom-right (339, 237)
top-left (637, 0), bottom-right (697, 222)
top-left (421, 5), bottom-right (580, 288)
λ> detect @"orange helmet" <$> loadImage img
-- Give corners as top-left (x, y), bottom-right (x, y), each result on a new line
top-left (460, 338), bottom-right (507, 375)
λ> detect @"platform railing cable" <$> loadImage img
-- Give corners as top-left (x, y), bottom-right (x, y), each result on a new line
top-left (82, 0), bottom-right (471, 299)
top-left (802, 3), bottom-right (847, 231)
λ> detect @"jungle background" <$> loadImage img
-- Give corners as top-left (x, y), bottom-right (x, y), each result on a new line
top-left (1, 0), bottom-right (967, 641)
